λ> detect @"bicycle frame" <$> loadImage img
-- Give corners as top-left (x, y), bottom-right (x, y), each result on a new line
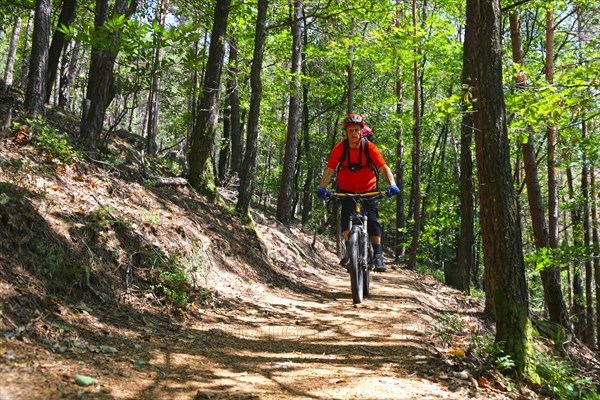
top-left (327, 191), bottom-right (385, 304)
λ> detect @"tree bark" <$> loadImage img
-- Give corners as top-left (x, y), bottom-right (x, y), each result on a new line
top-left (189, 0), bottom-right (231, 200)
top-left (300, 76), bottom-right (313, 225)
top-left (509, 10), bottom-right (569, 329)
top-left (3, 16), bottom-right (21, 92)
top-left (145, 0), bottom-right (169, 155)
top-left (80, 0), bottom-right (138, 152)
top-left (25, 0), bottom-right (52, 118)
top-left (227, 36), bottom-right (243, 178)
top-left (576, 7), bottom-right (595, 348)
top-left (299, 21), bottom-right (313, 226)
top-left (545, 9), bottom-right (569, 329)
top-left (407, 0), bottom-right (421, 271)
top-left (276, 0), bottom-right (303, 226)
top-left (580, 119), bottom-right (594, 346)
top-left (18, 11), bottom-right (34, 90)
top-left (590, 167), bottom-right (600, 350)
top-left (45, 0), bottom-right (76, 103)
top-left (475, 0), bottom-right (534, 379)
top-left (395, 81), bottom-right (406, 260)
top-left (450, 0), bottom-right (476, 293)
top-left (566, 166), bottom-right (586, 340)
top-left (58, 41), bottom-right (80, 110)
top-left (219, 93), bottom-right (231, 185)
top-left (236, 0), bottom-right (269, 216)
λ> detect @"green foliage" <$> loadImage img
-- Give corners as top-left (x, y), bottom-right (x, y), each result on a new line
top-left (34, 241), bottom-right (89, 293)
top-left (9, 157), bottom-right (23, 169)
top-left (149, 252), bottom-right (191, 308)
top-left (431, 312), bottom-right (465, 345)
top-left (534, 350), bottom-right (598, 400)
top-left (26, 117), bottom-right (80, 164)
top-left (470, 336), bottom-right (516, 373)
top-left (89, 206), bottom-right (124, 229)
top-left (524, 242), bottom-right (595, 273)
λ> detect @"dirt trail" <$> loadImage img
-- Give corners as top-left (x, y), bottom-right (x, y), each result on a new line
top-left (140, 269), bottom-right (485, 400)
top-left (2, 249), bottom-right (496, 400)
top-left (0, 128), bottom-right (501, 399)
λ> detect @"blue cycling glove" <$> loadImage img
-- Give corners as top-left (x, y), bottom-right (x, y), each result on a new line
top-left (386, 185), bottom-right (400, 197)
top-left (316, 187), bottom-right (328, 200)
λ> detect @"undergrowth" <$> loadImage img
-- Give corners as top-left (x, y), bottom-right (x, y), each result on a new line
top-left (24, 116), bottom-right (81, 164)
top-left (434, 311), bottom-right (599, 399)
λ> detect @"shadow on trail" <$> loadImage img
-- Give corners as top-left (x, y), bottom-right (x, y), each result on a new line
top-left (0, 178), bottom-right (471, 399)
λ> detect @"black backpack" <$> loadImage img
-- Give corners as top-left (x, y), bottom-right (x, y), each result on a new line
top-left (336, 137), bottom-right (379, 187)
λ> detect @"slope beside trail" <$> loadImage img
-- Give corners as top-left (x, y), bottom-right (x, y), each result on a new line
top-left (1, 125), bottom-right (512, 400)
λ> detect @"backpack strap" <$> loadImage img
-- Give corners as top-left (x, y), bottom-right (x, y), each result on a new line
top-left (335, 137), bottom-right (380, 189)
top-left (338, 137), bottom-right (370, 168)
top-left (363, 139), bottom-right (379, 189)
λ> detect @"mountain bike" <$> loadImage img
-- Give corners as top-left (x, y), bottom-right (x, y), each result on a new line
top-left (327, 191), bottom-right (385, 304)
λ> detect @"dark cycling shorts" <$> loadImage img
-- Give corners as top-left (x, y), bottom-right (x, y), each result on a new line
top-left (339, 193), bottom-right (382, 237)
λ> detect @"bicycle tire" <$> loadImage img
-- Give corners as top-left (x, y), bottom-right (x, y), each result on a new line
top-left (348, 226), bottom-right (363, 304)
top-left (363, 242), bottom-right (372, 297)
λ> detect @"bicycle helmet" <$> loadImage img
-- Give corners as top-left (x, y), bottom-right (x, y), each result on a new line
top-left (343, 113), bottom-right (365, 128)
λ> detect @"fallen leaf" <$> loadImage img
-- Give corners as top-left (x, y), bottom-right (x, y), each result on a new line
top-left (448, 348), bottom-right (465, 358)
top-left (478, 376), bottom-right (490, 388)
top-left (98, 345), bottom-right (118, 354)
top-left (74, 374), bottom-right (98, 386)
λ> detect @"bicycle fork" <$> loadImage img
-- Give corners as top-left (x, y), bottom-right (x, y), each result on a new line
top-left (355, 202), bottom-right (369, 272)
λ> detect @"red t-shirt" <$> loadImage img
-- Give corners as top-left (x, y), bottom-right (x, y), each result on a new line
top-left (326, 140), bottom-right (386, 193)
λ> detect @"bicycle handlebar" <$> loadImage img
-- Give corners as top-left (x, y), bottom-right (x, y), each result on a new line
top-left (326, 191), bottom-right (387, 201)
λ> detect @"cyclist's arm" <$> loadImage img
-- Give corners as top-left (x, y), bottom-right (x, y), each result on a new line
top-left (318, 166), bottom-right (335, 189)
top-left (380, 164), bottom-right (396, 187)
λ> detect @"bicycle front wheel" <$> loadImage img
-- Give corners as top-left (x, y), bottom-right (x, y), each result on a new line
top-left (363, 242), bottom-right (372, 297)
top-left (348, 227), bottom-right (363, 304)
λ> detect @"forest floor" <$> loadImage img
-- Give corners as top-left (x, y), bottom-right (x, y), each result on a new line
top-left (1, 98), bottom-right (599, 399)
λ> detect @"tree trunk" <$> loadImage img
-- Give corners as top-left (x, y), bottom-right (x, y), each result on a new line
top-left (509, 10), bottom-right (569, 329)
top-left (188, 0), bottom-right (231, 200)
top-left (227, 36), bottom-right (243, 178)
top-left (145, 0), bottom-right (169, 155)
top-left (300, 80), bottom-right (313, 225)
top-left (580, 119), bottom-right (594, 346)
top-left (80, 0), bottom-right (138, 152)
top-left (576, 7), bottom-right (595, 348)
top-left (25, 0), bottom-right (52, 119)
top-left (236, 0), bottom-right (269, 216)
top-left (475, 0), bottom-right (534, 380)
top-left (407, 0), bottom-right (421, 271)
top-left (566, 167), bottom-right (586, 341)
top-left (590, 167), bottom-right (600, 350)
top-left (451, 0), bottom-right (476, 293)
top-left (45, 0), bottom-right (76, 103)
top-left (276, 0), bottom-right (303, 225)
top-left (58, 41), bottom-right (80, 109)
top-left (18, 11), bottom-right (34, 90)
top-left (346, 62), bottom-right (353, 113)
top-left (3, 16), bottom-right (21, 93)
top-left (395, 81), bottom-right (406, 261)
top-left (545, 9), bottom-right (569, 329)
top-left (219, 34), bottom-right (239, 183)
top-left (300, 22), bottom-right (313, 226)
top-left (219, 92), bottom-right (231, 185)
top-left (392, 0), bottom-right (406, 261)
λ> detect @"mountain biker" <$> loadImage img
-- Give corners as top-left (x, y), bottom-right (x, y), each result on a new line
top-left (316, 113), bottom-right (399, 272)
